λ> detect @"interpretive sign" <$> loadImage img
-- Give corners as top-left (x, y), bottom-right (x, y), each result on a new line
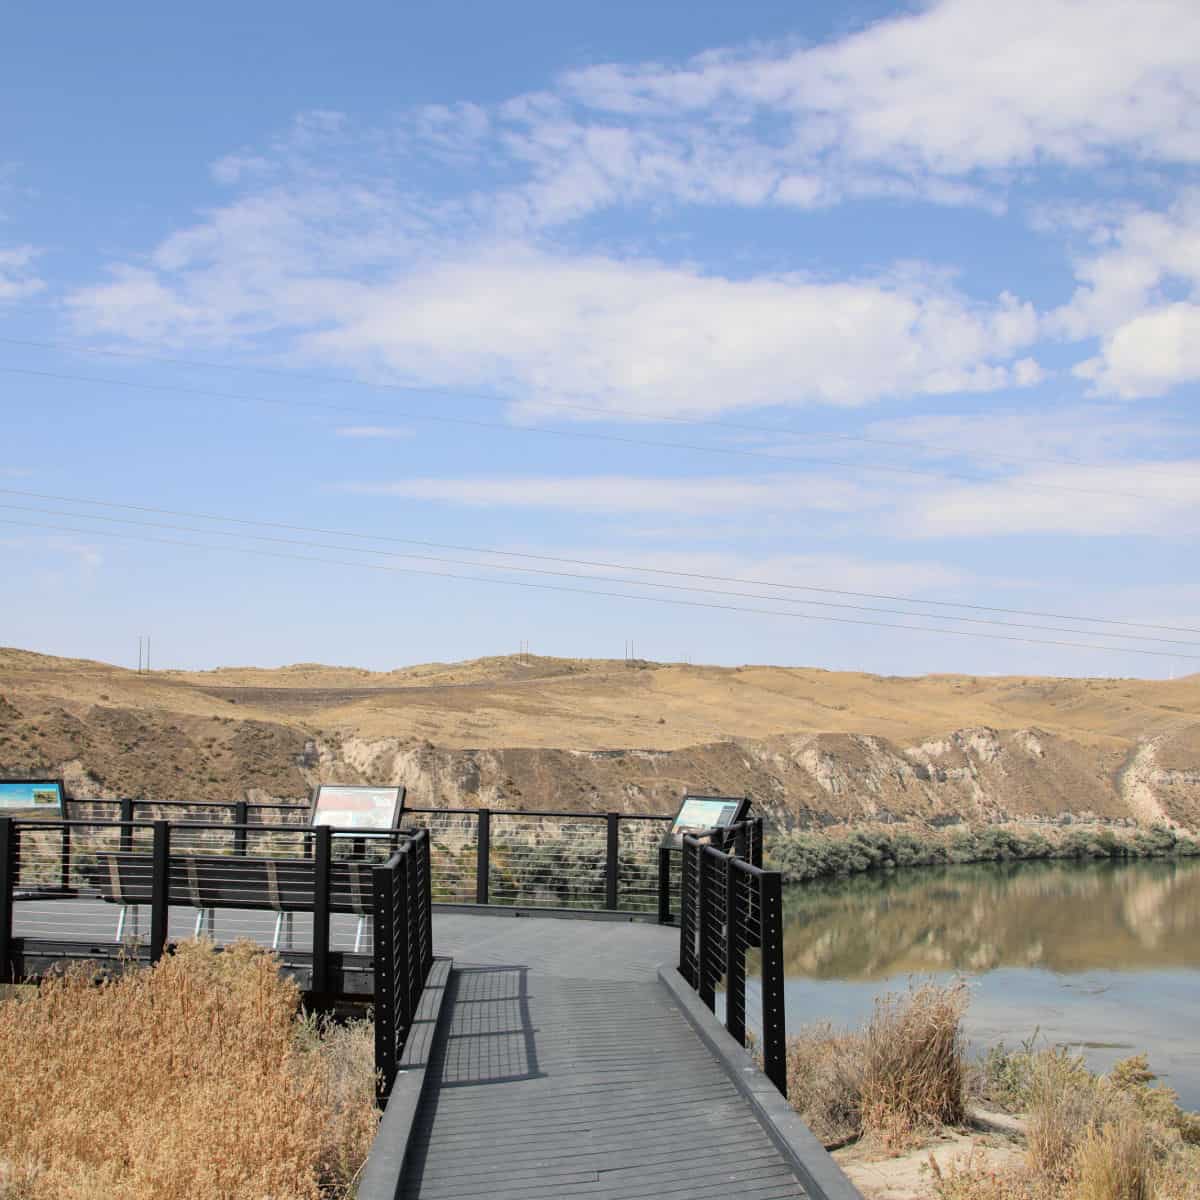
top-left (0, 778), bottom-right (66, 819)
top-left (309, 784), bottom-right (405, 834)
top-left (662, 793), bottom-right (749, 848)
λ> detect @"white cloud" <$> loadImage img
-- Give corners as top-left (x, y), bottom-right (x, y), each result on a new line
top-left (335, 426), bottom-right (414, 440)
top-left (463, 0), bottom-right (1200, 225)
top-left (865, 405), bottom-right (1171, 465)
top-left (71, 231), bottom-right (1042, 416)
top-left (1075, 303), bottom-right (1200, 399)
top-left (492, 543), bottom-right (974, 601)
top-left (344, 458), bottom-right (1200, 541)
top-left (0, 245), bottom-right (44, 302)
top-left (50, 539), bottom-right (104, 569)
top-left (340, 473), bottom-right (877, 516)
top-left (568, 0), bottom-right (1200, 164)
top-left (1053, 192), bottom-right (1200, 337)
top-left (60, 0), bottom-right (1200, 413)
top-left (900, 460), bottom-right (1200, 537)
top-left (1048, 192), bottom-right (1200, 397)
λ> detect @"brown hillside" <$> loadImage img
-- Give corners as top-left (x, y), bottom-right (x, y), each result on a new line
top-left (0, 647), bottom-right (1196, 827)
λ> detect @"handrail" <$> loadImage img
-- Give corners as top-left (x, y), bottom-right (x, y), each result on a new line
top-left (2, 801), bottom-right (685, 936)
top-left (372, 828), bottom-right (434, 1102)
top-left (678, 826), bottom-right (787, 1095)
top-left (0, 814), bottom-right (419, 986)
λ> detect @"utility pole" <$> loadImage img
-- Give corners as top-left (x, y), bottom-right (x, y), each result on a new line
top-left (137, 636), bottom-right (143, 673)
top-left (146, 635), bottom-right (151, 673)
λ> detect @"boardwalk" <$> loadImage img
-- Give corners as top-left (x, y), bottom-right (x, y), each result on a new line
top-left (399, 914), bottom-right (807, 1200)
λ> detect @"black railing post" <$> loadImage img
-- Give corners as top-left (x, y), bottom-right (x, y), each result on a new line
top-left (475, 807), bottom-right (490, 905)
top-left (696, 847), bottom-right (715, 1011)
top-left (234, 800), bottom-right (248, 856)
top-left (725, 860), bottom-right (745, 1047)
top-left (372, 857), bottom-right (398, 1104)
top-left (119, 797), bottom-right (134, 852)
top-left (0, 818), bottom-right (15, 984)
top-left (312, 825), bottom-right (332, 993)
top-left (759, 870), bottom-right (787, 1096)
top-left (678, 838), bottom-right (697, 984)
top-left (405, 839), bottom-right (420, 1017)
top-left (735, 821), bottom-right (749, 862)
top-left (60, 821), bottom-right (72, 892)
top-left (605, 812), bottom-right (619, 910)
top-left (657, 846), bottom-right (672, 924)
top-left (150, 820), bottom-right (170, 964)
top-left (395, 848), bottom-right (412, 1028)
top-left (750, 817), bottom-right (764, 868)
top-left (419, 831), bottom-right (434, 975)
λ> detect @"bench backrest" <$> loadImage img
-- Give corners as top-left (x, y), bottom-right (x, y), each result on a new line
top-left (93, 852), bottom-right (378, 915)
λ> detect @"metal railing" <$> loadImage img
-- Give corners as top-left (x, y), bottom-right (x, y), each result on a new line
top-left (66, 797), bottom-right (310, 826)
top-left (0, 814), bottom-right (412, 988)
top-left (5, 798), bottom-right (679, 941)
top-left (372, 829), bottom-right (434, 1102)
top-left (403, 807), bottom-right (674, 915)
top-left (678, 822), bottom-right (788, 1095)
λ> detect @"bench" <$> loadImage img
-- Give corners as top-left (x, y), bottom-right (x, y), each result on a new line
top-left (90, 852), bottom-right (378, 951)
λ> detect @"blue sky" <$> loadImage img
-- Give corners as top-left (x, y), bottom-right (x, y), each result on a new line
top-left (2, 0), bottom-right (1199, 678)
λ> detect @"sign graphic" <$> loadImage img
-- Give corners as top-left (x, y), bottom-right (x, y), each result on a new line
top-left (663, 793), bottom-right (749, 848)
top-left (0, 778), bottom-right (66, 819)
top-left (309, 784), bottom-right (405, 833)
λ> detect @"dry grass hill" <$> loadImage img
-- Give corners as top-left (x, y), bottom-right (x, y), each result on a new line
top-left (1, 646), bottom-right (1197, 828)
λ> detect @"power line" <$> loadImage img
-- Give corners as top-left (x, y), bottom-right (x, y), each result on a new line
top-left (4, 499), bottom-right (1198, 648)
top-left (0, 333), bottom-right (1185, 477)
top-left (0, 363), bottom-right (1176, 503)
top-left (3, 485), bottom-right (1196, 636)
top-left (4, 514), bottom-right (1198, 661)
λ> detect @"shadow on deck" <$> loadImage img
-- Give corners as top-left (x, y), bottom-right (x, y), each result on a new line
top-left (393, 914), bottom-right (811, 1200)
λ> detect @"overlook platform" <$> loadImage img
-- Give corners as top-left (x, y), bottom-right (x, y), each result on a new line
top-left (391, 913), bottom-right (809, 1200)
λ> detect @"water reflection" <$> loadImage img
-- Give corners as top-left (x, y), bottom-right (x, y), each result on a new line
top-left (782, 858), bottom-right (1200, 979)
top-left (777, 858), bottom-right (1200, 1109)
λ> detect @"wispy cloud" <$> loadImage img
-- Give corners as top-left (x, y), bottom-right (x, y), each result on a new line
top-left (341, 473), bottom-right (879, 516)
top-left (334, 425), bottom-right (414, 440)
top-left (1047, 190), bottom-right (1200, 398)
top-left (898, 460), bottom-right (1200, 538)
top-left (343, 458), bottom-right (1200, 543)
top-left (0, 245), bottom-right (44, 302)
top-left (59, 0), bottom-right (1200, 420)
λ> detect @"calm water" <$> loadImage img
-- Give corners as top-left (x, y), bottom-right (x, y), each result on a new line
top-left (776, 858), bottom-right (1200, 1109)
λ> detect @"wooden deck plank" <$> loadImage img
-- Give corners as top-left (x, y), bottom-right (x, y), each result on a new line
top-left (396, 915), bottom-right (806, 1200)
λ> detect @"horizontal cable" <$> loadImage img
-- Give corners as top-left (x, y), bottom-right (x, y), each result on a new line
top-left (0, 362), bottom-right (1178, 502)
top-left (2, 333), bottom-right (1185, 478)
top-left (3, 485), bottom-right (1194, 636)
top-left (4, 515), bottom-right (1197, 659)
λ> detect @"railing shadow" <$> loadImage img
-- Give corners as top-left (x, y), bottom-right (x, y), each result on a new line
top-left (399, 964), bottom-right (545, 1193)
top-left (437, 964), bottom-right (543, 1088)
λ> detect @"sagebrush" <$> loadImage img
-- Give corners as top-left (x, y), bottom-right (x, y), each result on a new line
top-left (0, 941), bottom-right (377, 1200)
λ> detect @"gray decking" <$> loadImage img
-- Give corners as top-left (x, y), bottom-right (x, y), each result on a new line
top-left (399, 914), bottom-right (807, 1200)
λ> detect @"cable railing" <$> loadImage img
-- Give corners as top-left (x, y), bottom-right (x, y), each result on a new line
top-left (403, 807), bottom-right (674, 915)
top-left (4, 795), bottom-right (681, 979)
top-left (372, 829), bottom-right (434, 1103)
top-left (678, 820), bottom-right (788, 1096)
top-left (1, 815), bottom-right (414, 988)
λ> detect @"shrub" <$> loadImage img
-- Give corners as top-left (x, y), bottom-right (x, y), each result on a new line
top-left (978, 1034), bottom-right (1039, 1111)
top-left (926, 1146), bottom-right (1033, 1200)
top-left (1026, 1047), bottom-right (1109, 1182)
top-left (0, 941), bottom-right (377, 1199)
top-left (783, 980), bottom-right (969, 1150)
top-left (1072, 1121), bottom-right (1156, 1200)
top-left (782, 1022), bottom-right (864, 1146)
top-left (859, 979), bottom-right (969, 1147)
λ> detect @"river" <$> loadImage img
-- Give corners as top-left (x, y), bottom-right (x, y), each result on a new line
top-left (776, 856), bottom-right (1200, 1110)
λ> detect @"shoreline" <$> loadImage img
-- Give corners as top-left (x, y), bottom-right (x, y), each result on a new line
top-left (768, 819), bottom-right (1200, 886)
